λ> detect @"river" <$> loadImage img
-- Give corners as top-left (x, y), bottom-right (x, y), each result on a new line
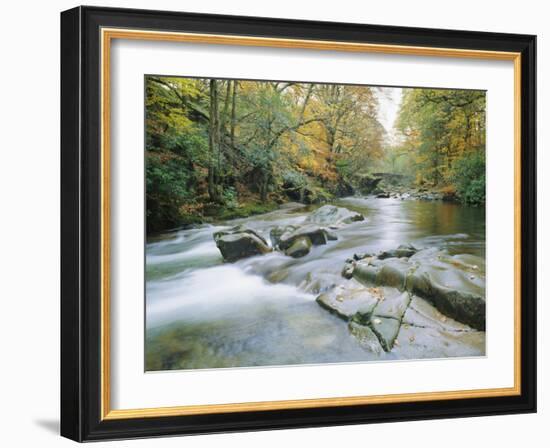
top-left (145, 197), bottom-right (485, 371)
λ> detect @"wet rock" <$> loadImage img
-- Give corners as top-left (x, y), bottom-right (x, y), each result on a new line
top-left (284, 236), bottom-right (312, 258)
top-left (376, 192), bottom-right (390, 198)
top-left (305, 205), bottom-right (364, 227)
top-left (353, 252), bottom-right (374, 261)
top-left (348, 321), bottom-right (384, 353)
top-left (214, 231), bottom-right (272, 262)
top-left (316, 284), bottom-right (379, 321)
top-left (353, 257), bottom-right (412, 290)
top-left (269, 225), bottom-right (297, 249)
top-left (214, 225), bottom-right (269, 246)
top-left (325, 229), bottom-right (338, 241)
top-left (378, 243), bottom-right (418, 260)
top-left (267, 268), bottom-right (290, 284)
top-left (406, 261), bottom-right (485, 330)
top-left (368, 316), bottom-right (400, 351)
top-left (372, 289), bottom-right (411, 321)
top-left (349, 246), bottom-right (486, 330)
top-left (299, 272), bottom-right (342, 295)
top-left (278, 224), bottom-right (329, 251)
top-left (341, 261), bottom-right (355, 279)
top-left (392, 324), bottom-right (485, 359)
top-left (403, 296), bottom-right (473, 332)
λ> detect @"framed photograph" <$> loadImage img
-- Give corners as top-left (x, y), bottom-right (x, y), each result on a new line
top-left (60, 6), bottom-right (536, 442)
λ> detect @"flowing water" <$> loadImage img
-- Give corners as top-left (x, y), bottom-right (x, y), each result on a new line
top-left (145, 197), bottom-right (485, 371)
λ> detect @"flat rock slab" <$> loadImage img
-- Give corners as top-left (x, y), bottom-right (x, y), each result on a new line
top-left (351, 247), bottom-right (486, 330)
top-left (392, 324), bottom-right (485, 359)
top-left (299, 271), bottom-right (344, 295)
top-left (372, 288), bottom-right (411, 321)
top-left (348, 321), bottom-right (384, 354)
top-left (353, 258), bottom-right (413, 290)
top-left (368, 316), bottom-right (401, 352)
top-left (403, 296), bottom-right (473, 332)
top-left (316, 284), bottom-right (379, 321)
top-left (407, 264), bottom-right (485, 330)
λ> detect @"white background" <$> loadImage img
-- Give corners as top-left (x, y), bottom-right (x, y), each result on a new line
top-left (111, 39), bottom-right (515, 409)
top-left (0, 0), bottom-right (546, 447)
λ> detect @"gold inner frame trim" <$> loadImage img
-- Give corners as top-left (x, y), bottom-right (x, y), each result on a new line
top-left (100, 27), bottom-right (522, 421)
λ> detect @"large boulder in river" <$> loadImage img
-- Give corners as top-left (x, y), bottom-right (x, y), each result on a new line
top-left (269, 225), bottom-right (297, 249)
top-left (213, 226), bottom-right (271, 262)
top-left (305, 205), bottom-right (364, 227)
top-left (285, 236), bottom-right (312, 258)
top-left (278, 224), bottom-right (329, 251)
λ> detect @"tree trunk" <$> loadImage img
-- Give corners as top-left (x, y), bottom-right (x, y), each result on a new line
top-left (208, 79), bottom-right (220, 202)
top-left (230, 81), bottom-right (237, 150)
top-left (260, 172), bottom-right (269, 202)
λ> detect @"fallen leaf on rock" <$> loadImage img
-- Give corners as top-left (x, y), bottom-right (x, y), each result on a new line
top-left (373, 318), bottom-right (382, 325)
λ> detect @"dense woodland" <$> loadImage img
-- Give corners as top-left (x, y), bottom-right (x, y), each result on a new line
top-left (145, 76), bottom-right (486, 233)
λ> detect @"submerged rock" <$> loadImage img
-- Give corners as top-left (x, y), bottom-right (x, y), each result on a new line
top-left (305, 205), bottom-right (364, 227)
top-left (213, 226), bottom-right (271, 262)
top-left (299, 271), bottom-right (343, 295)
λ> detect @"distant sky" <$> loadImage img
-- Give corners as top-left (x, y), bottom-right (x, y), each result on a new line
top-left (375, 87), bottom-right (403, 144)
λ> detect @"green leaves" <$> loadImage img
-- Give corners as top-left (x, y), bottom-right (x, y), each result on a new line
top-left (452, 152), bottom-right (486, 205)
top-left (395, 88), bottom-right (486, 200)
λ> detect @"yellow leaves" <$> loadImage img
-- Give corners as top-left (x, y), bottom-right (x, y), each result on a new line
top-left (166, 110), bottom-right (193, 132)
top-left (162, 77), bottom-right (201, 99)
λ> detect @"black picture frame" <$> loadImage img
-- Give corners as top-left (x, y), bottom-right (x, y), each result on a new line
top-left (61, 5), bottom-right (536, 442)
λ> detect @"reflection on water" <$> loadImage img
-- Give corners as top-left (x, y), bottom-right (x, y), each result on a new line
top-left (145, 197), bottom-right (485, 371)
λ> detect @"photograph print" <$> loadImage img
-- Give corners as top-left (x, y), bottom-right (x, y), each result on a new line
top-left (144, 75), bottom-right (486, 371)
